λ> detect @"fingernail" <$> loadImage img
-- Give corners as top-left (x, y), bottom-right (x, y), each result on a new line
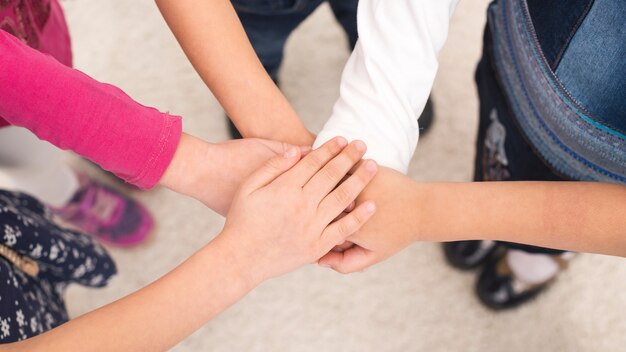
top-left (355, 140), bottom-right (366, 152)
top-left (366, 202), bottom-right (376, 213)
top-left (284, 147), bottom-right (298, 158)
top-left (365, 160), bottom-right (378, 173)
top-left (337, 137), bottom-right (348, 148)
top-left (299, 146), bottom-right (312, 154)
top-left (319, 263), bottom-right (331, 268)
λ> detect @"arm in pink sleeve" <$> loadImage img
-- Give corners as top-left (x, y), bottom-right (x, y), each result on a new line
top-left (0, 30), bottom-right (182, 189)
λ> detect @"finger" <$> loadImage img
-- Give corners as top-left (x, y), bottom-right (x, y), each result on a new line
top-left (303, 140), bottom-right (366, 203)
top-left (240, 146), bottom-right (301, 193)
top-left (318, 245), bottom-right (376, 274)
top-left (285, 137), bottom-right (348, 186)
top-left (329, 215), bottom-right (354, 252)
top-left (332, 241), bottom-right (355, 252)
top-left (345, 201), bottom-right (356, 213)
top-left (320, 201), bottom-right (376, 252)
top-left (262, 140), bottom-right (311, 157)
top-left (299, 146), bottom-right (312, 156)
top-left (319, 160), bottom-right (377, 223)
top-left (348, 159), bottom-right (367, 175)
top-left (332, 211), bottom-right (349, 223)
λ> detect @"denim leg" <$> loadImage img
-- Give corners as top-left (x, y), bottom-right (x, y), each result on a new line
top-left (474, 25), bottom-right (567, 255)
top-left (553, 0), bottom-right (626, 132)
top-left (233, 0), bottom-right (325, 79)
top-left (327, 0), bottom-right (359, 50)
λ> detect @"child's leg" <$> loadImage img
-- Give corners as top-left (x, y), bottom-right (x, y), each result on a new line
top-left (0, 190), bottom-right (116, 343)
top-left (232, 0), bottom-right (325, 79)
top-left (0, 126), bottom-right (79, 207)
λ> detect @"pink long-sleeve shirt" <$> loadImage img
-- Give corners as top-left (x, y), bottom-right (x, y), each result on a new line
top-left (0, 0), bottom-right (182, 189)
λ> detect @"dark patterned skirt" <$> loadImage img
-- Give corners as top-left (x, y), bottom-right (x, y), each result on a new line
top-left (0, 190), bottom-right (116, 343)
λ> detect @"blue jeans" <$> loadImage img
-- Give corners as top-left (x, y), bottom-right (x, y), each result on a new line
top-left (231, 0), bottom-right (359, 79)
top-left (475, 0), bottom-right (626, 254)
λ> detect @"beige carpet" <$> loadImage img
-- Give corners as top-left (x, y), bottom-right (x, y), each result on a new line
top-left (53, 0), bottom-right (626, 351)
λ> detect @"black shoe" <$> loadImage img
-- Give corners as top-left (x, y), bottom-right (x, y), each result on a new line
top-left (443, 240), bottom-right (499, 270)
top-left (476, 254), bottom-right (550, 310)
top-left (418, 97), bottom-right (435, 135)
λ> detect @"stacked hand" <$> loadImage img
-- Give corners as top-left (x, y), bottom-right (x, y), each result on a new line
top-left (162, 133), bottom-right (412, 278)
top-left (162, 133), bottom-right (311, 215)
top-left (213, 137), bottom-right (379, 284)
top-left (318, 167), bottom-right (422, 273)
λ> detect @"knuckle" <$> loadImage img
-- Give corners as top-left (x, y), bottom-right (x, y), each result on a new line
top-left (349, 169), bottom-right (371, 189)
top-left (351, 210), bottom-right (365, 227)
top-left (321, 163), bottom-right (342, 183)
top-left (346, 144), bottom-right (364, 161)
top-left (327, 139), bottom-right (344, 154)
top-left (281, 142), bottom-right (290, 154)
top-left (267, 157), bottom-right (284, 170)
top-left (337, 219), bottom-right (353, 237)
top-left (355, 166), bottom-right (372, 182)
top-left (332, 186), bottom-right (353, 206)
top-left (304, 153), bottom-right (324, 170)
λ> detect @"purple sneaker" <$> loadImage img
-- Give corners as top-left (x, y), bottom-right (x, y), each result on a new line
top-left (54, 173), bottom-right (153, 247)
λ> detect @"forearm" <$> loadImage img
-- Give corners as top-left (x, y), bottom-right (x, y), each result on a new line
top-left (155, 0), bottom-right (313, 145)
top-left (314, 0), bottom-right (460, 173)
top-left (7, 235), bottom-right (254, 351)
top-left (0, 29), bottom-right (182, 190)
top-left (418, 181), bottom-right (626, 256)
top-left (158, 133), bottom-right (279, 215)
top-left (321, 170), bottom-right (625, 273)
top-left (351, 168), bottom-right (626, 263)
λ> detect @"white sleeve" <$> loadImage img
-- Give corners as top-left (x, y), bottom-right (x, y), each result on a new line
top-left (313, 0), bottom-right (460, 173)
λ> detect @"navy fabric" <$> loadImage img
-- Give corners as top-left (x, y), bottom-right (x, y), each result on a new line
top-left (526, 0), bottom-right (594, 70)
top-left (0, 191), bottom-right (116, 343)
top-left (232, 0), bottom-right (358, 79)
top-left (476, 0), bottom-right (626, 253)
top-left (554, 0), bottom-right (626, 133)
top-left (474, 27), bottom-right (567, 255)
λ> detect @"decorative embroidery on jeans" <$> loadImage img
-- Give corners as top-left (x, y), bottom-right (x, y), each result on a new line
top-left (483, 108), bottom-right (511, 181)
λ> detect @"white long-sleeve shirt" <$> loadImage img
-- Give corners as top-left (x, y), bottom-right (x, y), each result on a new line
top-left (313, 0), bottom-right (460, 173)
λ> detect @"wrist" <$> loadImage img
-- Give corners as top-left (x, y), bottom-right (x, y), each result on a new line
top-left (410, 182), bottom-right (435, 242)
top-left (205, 231), bottom-right (263, 289)
top-left (159, 133), bottom-right (217, 199)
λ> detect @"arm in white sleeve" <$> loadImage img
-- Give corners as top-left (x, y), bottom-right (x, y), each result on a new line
top-left (313, 0), bottom-right (460, 173)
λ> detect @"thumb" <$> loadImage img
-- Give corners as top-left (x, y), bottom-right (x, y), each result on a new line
top-left (241, 146), bottom-right (301, 193)
top-left (318, 245), bottom-right (375, 274)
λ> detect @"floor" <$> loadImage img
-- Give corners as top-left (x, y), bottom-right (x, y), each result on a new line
top-left (51, 0), bottom-right (626, 350)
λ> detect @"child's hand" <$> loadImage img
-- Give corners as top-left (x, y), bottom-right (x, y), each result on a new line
top-left (199, 138), bottom-right (312, 215)
top-left (161, 133), bottom-right (311, 215)
top-left (318, 167), bottom-right (421, 273)
top-left (214, 137), bottom-right (378, 285)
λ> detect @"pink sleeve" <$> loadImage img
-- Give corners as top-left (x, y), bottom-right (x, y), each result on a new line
top-left (0, 30), bottom-right (182, 189)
